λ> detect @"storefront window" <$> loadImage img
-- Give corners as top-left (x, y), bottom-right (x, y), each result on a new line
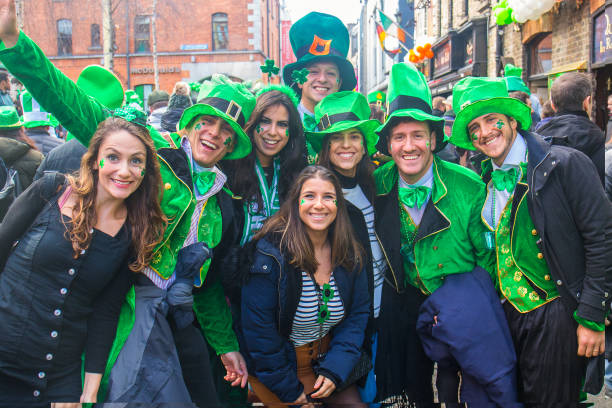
top-left (529, 33), bottom-right (552, 76)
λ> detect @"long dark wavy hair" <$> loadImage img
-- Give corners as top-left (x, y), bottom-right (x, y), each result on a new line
top-left (222, 89), bottom-right (307, 207)
top-left (65, 117), bottom-right (166, 272)
top-left (255, 165), bottom-right (363, 275)
top-left (317, 130), bottom-right (376, 203)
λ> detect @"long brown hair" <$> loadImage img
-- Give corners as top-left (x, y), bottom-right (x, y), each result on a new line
top-left (66, 117), bottom-right (166, 272)
top-left (255, 165), bottom-right (363, 275)
top-left (317, 130), bottom-right (376, 202)
top-left (0, 126), bottom-right (39, 150)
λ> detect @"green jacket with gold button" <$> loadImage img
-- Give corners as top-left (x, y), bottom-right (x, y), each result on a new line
top-left (373, 156), bottom-right (496, 296)
top-left (0, 32), bottom-right (241, 363)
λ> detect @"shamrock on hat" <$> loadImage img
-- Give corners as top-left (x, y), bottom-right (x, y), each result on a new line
top-left (178, 74), bottom-right (256, 160)
top-left (375, 63), bottom-right (447, 154)
top-left (450, 76), bottom-right (532, 150)
top-left (305, 91), bottom-right (379, 155)
top-left (282, 12), bottom-right (356, 92)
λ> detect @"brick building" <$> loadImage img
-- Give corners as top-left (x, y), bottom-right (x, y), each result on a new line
top-left (20, 0), bottom-right (280, 107)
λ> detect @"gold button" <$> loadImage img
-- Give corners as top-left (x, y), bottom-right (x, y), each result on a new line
top-left (537, 253), bottom-right (544, 259)
top-left (437, 263), bottom-right (443, 269)
top-left (544, 274), bottom-right (550, 281)
top-left (531, 229), bottom-right (537, 236)
top-left (164, 183), bottom-right (171, 190)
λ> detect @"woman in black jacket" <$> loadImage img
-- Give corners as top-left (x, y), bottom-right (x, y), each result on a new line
top-left (241, 166), bottom-right (369, 405)
top-left (0, 117), bottom-right (165, 406)
top-left (306, 91), bottom-right (383, 402)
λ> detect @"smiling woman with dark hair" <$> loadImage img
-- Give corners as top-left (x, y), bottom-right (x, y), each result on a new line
top-left (240, 165), bottom-right (369, 406)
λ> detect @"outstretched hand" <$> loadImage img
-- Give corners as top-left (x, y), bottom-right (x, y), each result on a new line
top-left (0, 0), bottom-right (18, 48)
top-left (220, 351), bottom-right (248, 388)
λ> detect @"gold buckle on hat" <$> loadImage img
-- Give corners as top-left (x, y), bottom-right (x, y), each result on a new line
top-left (309, 35), bottom-right (332, 56)
top-left (226, 100), bottom-right (242, 122)
top-left (460, 100), bottom-right (471, 110)
top-left (320, 113), bottom-right (331, 130)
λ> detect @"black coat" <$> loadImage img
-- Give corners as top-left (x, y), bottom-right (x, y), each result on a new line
top-left (482, 131), bottom-right (612, 324)
top-left (536, 111), bottom-right (605, 185)
top-left (34, 139), bottom-right (87, 181)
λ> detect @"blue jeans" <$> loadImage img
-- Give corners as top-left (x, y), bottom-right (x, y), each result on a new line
top-left (605, 359), bottom-right (612, 389)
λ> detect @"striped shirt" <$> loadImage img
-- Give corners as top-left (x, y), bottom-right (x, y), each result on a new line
top-left (343, 185), bottom-right (385, 318)
top-left (290, 271), bottom-right (345, 347)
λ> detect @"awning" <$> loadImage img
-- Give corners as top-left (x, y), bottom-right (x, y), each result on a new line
top-left (547, 61), bottom-right (587, 76)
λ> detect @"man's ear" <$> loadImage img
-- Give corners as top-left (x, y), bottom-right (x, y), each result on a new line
top-left (429, 131), bottom-right (437, 152)
top-left (583, 95), bottom-right (592, 113)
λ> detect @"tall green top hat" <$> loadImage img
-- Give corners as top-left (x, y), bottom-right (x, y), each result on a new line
top-left (179, 74), bottom-right (255, 160)
top-left (376, 63), bottom-right (446, 154)
top-left (0, 106), bottom-right (23, 129)
top-left (305, 91), bottom-right (379, 155)
top-left (20, 90), bottom-right (59, 128)
top-left (282, 12), bottom-right (356, 91)
top-left (450, 76), bottom-right (532, 150)
top-left (367, 91), bottom-right (386, 107)
top-left (76, 65), bottom-right (124, 109)
top-left (504, 64), bottom-right (530, 95)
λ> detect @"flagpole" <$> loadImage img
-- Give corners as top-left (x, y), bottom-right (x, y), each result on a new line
top-left (375, 6), bottom-right (414, 40)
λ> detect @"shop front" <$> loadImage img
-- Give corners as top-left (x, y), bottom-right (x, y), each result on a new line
top-left (591, 0), bottom-right (612, 132)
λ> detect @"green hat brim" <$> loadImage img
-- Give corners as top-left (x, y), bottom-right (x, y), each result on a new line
top-left (283, 55), bottom-right (357, 91)
top-left (375, 109), bottom-right (447, 154)
top-left (178, 103), bottom-right (252, 160)
top-left (450, 97), bottom-right (532, 151)
top-left (22, 115), bottom-right (59, 128)
top-left (0, 122), bottom-right (22, 129)
top-left (305, 119), bottom-right (380, 156)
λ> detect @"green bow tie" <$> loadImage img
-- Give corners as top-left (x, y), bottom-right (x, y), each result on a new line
top-left (399, 186), bottom-right (431, 209)
top-left (491, 168), bottom-right (518, 193)
top-left (303, 114), bottom-right (318, 132)
top-left (193, 171), bottom-right (216, 195)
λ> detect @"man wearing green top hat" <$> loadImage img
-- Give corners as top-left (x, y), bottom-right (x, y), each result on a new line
top-left (367, 91), bottom-right (386, 124)
top-left (450, 75), bottom-right (611, 405)
top-left (283, 11), bottom-right (357, 161)
top-left (19, 90), bottom-right (62, 155)
top-left (372, 63), bottom-right (519, 405)
top-left (0, 3), bottom-right (252, 403)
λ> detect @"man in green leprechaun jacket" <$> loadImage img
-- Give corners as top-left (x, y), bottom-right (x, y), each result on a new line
top-left (372, 63), bottom-right (520, 405)
top-left (450, 75), bottom-right (612, 406)
top-left (0, 2), bottom-right (250, 403)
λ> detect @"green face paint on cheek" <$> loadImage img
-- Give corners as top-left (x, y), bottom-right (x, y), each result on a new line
top-left (333, 199), bottom-right (337, 205)
top-left (256, 124), bottom-right (262, 134)
top-left (426, 142), bottom-right (430, 147)
top-left (141, 168), bottom-right (146, 177)
top-left (224, 137), bottom-right (232, 146)
top-left (495, 120), bottom-right (504, 130)
top-left (195, 123), bottom-right (202, 131)
top-left (99, 159), bottom-right (104, 168)
top-left (300, 199), bottom-right (305, 205)
top-left (285, 129), bottom-right (289, 137)
top-left (471, 133), bottom-right (478, 141)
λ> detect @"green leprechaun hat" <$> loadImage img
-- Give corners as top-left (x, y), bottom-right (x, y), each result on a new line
top-left (305, 91), bottom-right (379, 155)
top-left (376, 63), bottom-right (446, 154)
top-left (450, 76), bottom-right (532, 151)
top-left (76, 65), bottom-right (124, 109)
top-left (282, 12), bottom-right (357, 92)
top-left (178, 74), bottom-right (255, 160)
top-left (0, 106), bottom-right (23, 129)
top-left (504, 64), bottom-right (531, 95)
top-left (367, 91), bottom-right (386, 107)
top-left (20, 90), bottom-right (59, 128)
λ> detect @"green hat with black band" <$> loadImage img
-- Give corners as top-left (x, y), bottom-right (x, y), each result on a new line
top-left (375, 63), bottom-right (446, 154)
top-left (76, 65), bottom-right (124, 109)
top-left (0, 106), bottom-right (23, 129)
top-left (20, 90), bottom-right (59, 128)
top-left (305, 91), bottom-right (379, 155)
top-left (178, 74), bottom-right (255, 160)
top-left (450, 76), bottom-right (532, 151)
top-left (282, 12), bottom-right (356, 92)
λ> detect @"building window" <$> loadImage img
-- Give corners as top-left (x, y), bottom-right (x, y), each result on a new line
top-left (134, 15), bottom-right (150, 53)
top-left (212, 13), bottom-right (229, 50)
top-left (57, 19), bottom-right (72, 56)
top-left (528, 33), bottom-right (552, 76)
top-left (90, 24), bottom-right (101, 48)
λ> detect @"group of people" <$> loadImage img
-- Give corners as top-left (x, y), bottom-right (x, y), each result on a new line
top-left (0, 1), bottom-right (610, 407)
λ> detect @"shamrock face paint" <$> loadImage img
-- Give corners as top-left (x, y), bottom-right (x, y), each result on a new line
top-left (300, 199), bottom-right (305, 205)
top-left (255, 124), bottom-right (262, 134)
top-left (495, 120), bottom-right (504, 130)
top-left (140, 168), bottom-right (146, 177)
top-left (99, 159), bottom-right (105, 168)
top-left (333, 199), bottom-right (337, 205)
top-left (223, 137), bottom-right (232, 146)
top-left (285, 129), bottom-right (289, 138)
top-left (195, 123), bottom-right (202, 131)
top-left (252, 104), bottom-right (291, 166)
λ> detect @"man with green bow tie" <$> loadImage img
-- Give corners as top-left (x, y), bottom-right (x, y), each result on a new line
top-left (372, 63), bottom-right (501, 404)
top-left (451, 76), bottom-right (612, 405)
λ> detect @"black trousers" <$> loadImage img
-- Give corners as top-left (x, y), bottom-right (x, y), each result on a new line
top-left (503, 298), bottom-right (586, 407)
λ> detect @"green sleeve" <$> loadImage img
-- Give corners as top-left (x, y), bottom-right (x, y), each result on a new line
top-left (573, 310), bottom-right (605, 332)
top-left (0, 31), bottom-right (109, 145)
top-left (468, 186), bottom-right (497, 284)
top-left (193, 279), bottom-right (239, 355)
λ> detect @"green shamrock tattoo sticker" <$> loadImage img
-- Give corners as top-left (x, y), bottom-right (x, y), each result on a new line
top-left (195, 123), bottom-right (202, 130)
top-left (224, 137), bottom-right (232, 146)
top-left (300, 199), bottom-right (305, 205)
top-left (495, 120), bottom-right (504, 130)
top-left (426, 142), bottom-right (430, 147)
top-left (333, 199), bottom-right (337, 205)
top-left (285, 129), bottom-right (289, 137)
top-left (291, 68), bottom-right (309, 85)
top-left (471, 133), bottom-right (478, 141)
top-left (99, 159), bottom-right (105, 168)
top-left (141, 168), bottom-right (146, 177)
top-left (256, 124), bottom-right (262, 134)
